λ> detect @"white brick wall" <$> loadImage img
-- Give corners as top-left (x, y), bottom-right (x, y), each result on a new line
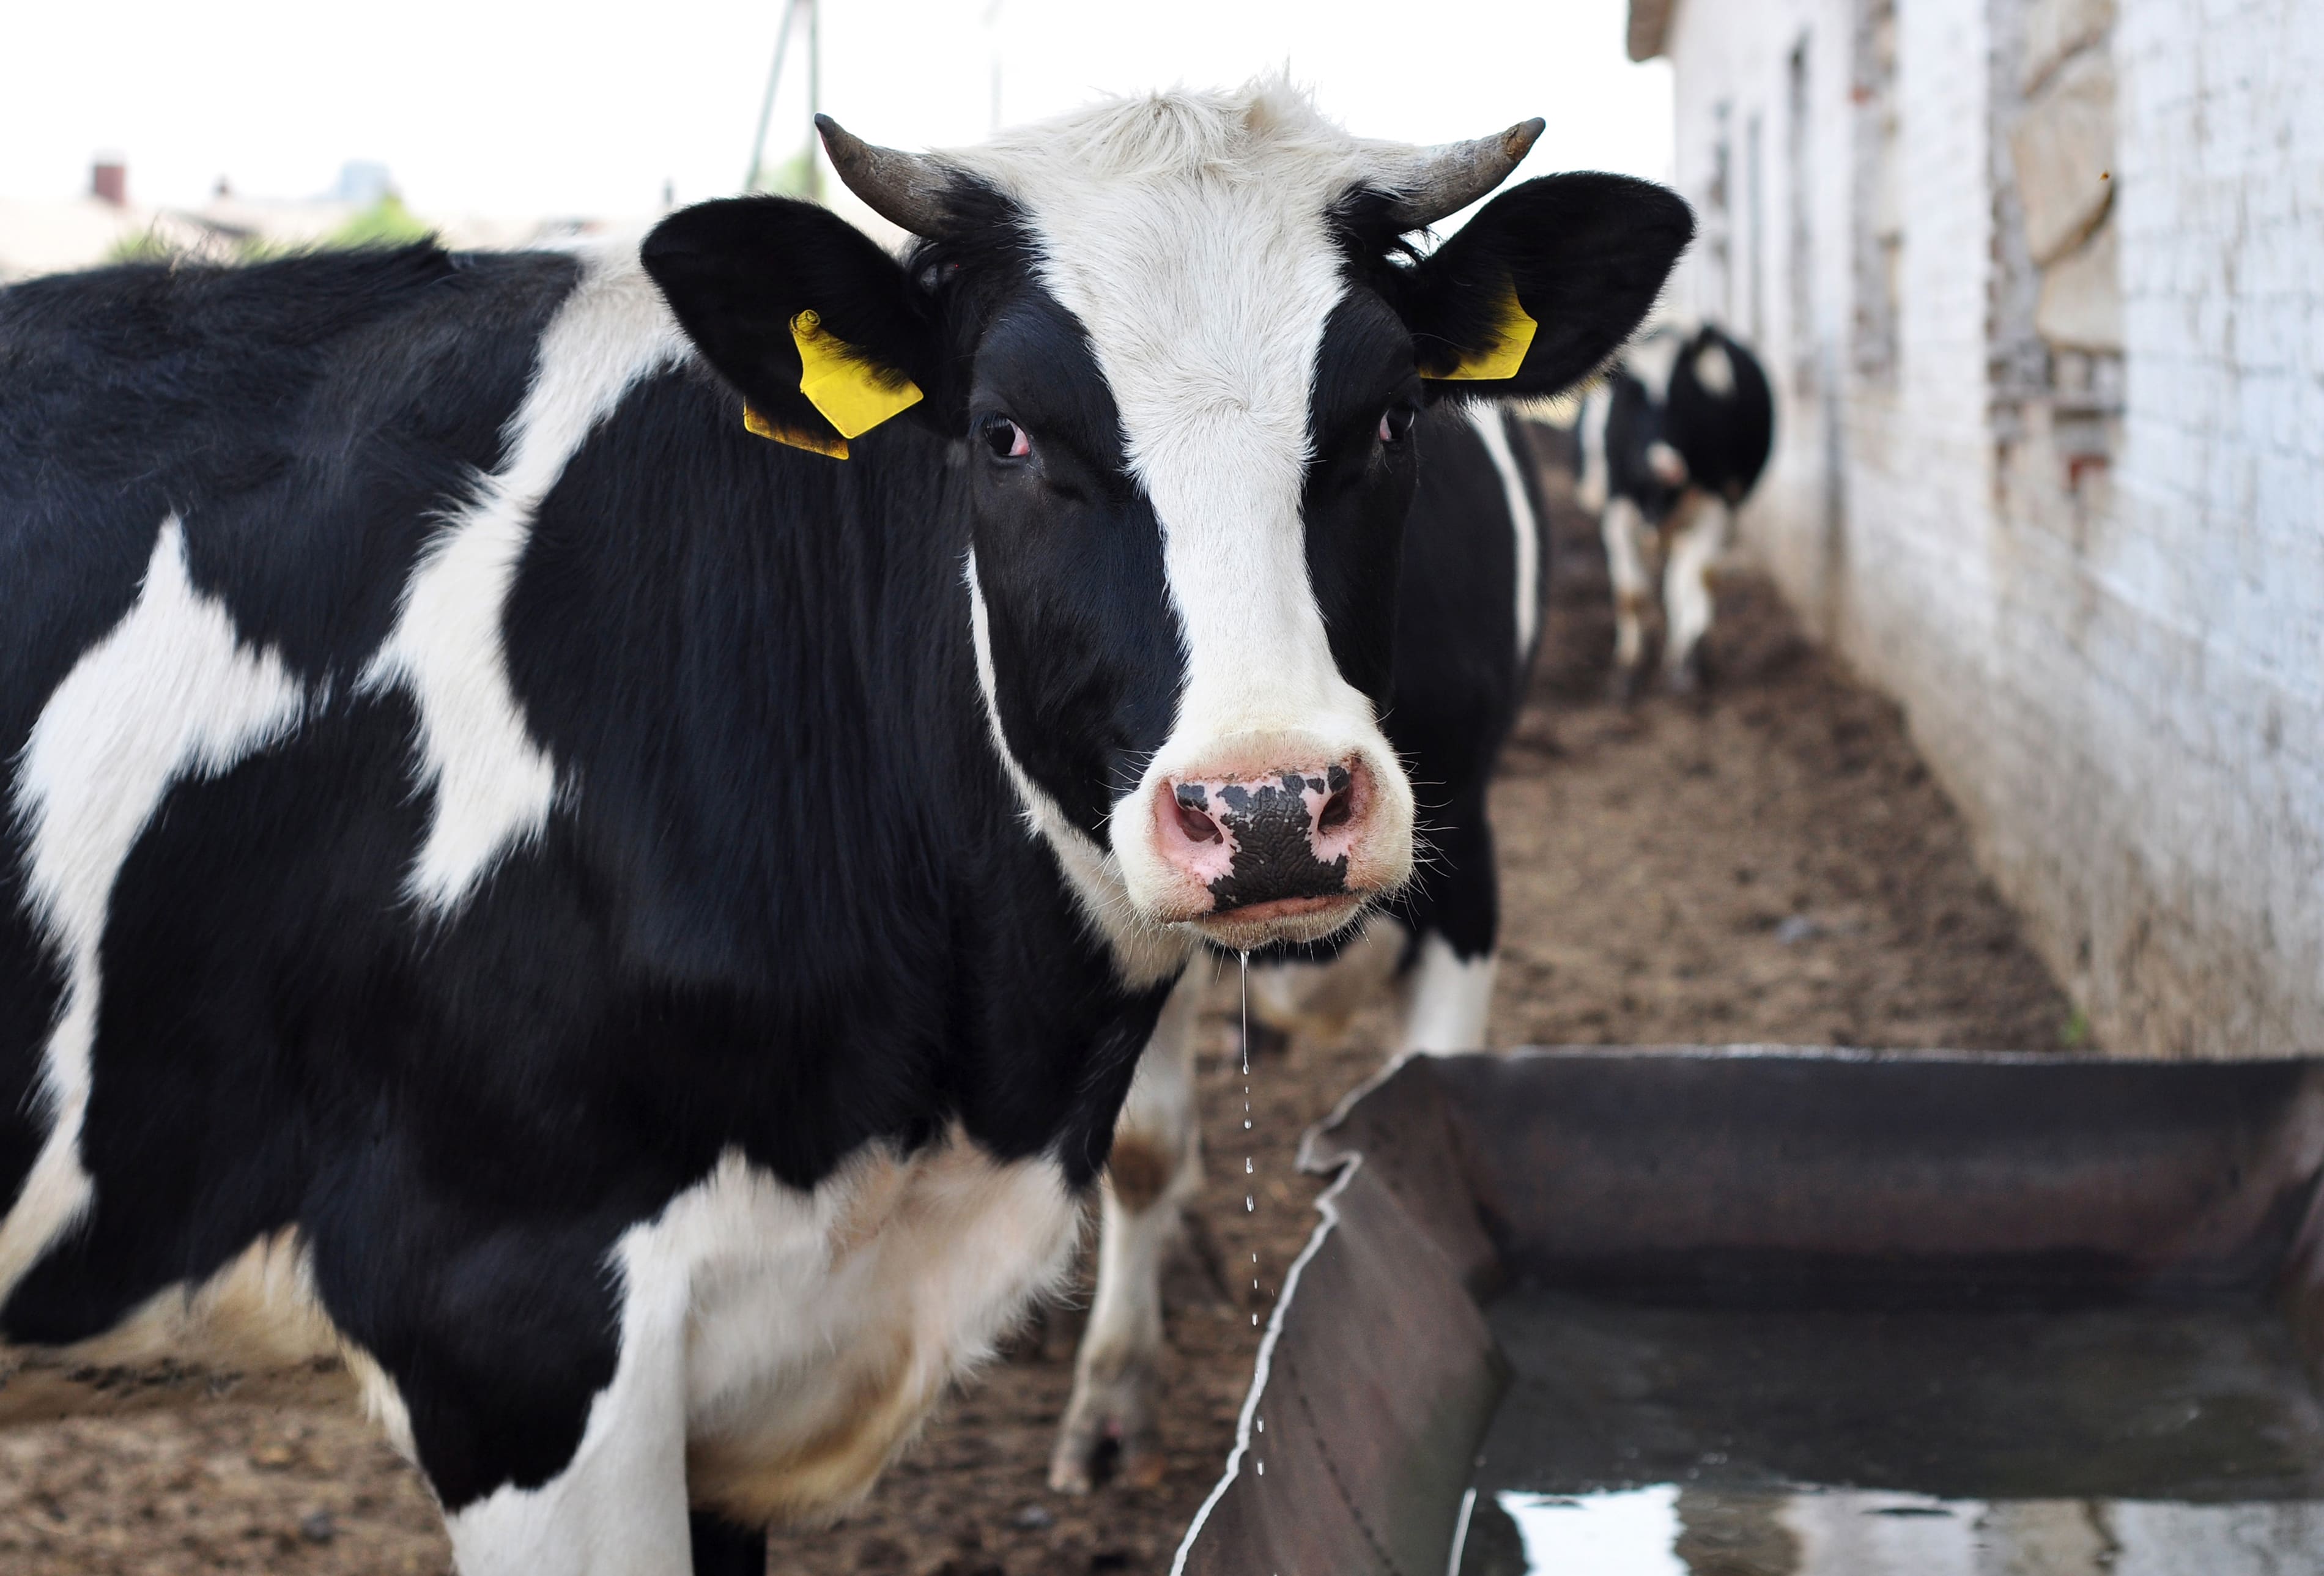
top-left (1657, 0), bottom-right (2324, 1057)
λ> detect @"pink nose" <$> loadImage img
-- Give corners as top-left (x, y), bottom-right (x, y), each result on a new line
top-left (1154, 761), bottom-right (1367, 914)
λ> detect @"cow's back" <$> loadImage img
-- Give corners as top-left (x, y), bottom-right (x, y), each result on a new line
top-left (1664, 324), bottom-right (1774, 503)
top-left (1, 246), bottom-right (581, 704)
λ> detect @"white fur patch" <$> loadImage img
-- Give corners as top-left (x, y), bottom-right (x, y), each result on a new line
top-left (1693, 341), bottom-right (1736, 398)
top-left (4, 519), bottom-right (308, 1302)
top-left (362, 244), bottom-right (689, 914)
top-left (1398, 931), bottom-right (1497, 1053)
top-left (1662, 494), bottom-right (1729, 676)
top-left (1602, 494), bottom-right (1654, 673)
top-left (1462, 405), bottom-right (1543, 659)
top-left (948, 82), bottom-right (1416, 930)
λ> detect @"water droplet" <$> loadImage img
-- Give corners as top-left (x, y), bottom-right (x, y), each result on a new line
top-left (1252, 1312), bottom-right (1259, 1325)
top-left (1257, 1419), bottom-right (1264, 1434)
top-left (1245, 1157), bottom-right (1253, 1174)
top-left (1245, 1196), bottom-right (1254, 1212)
top-left (1243, 1119), bottom-right (1252, 1130)
top-left (1256, 1460), bottom-right (1265, 1476)
top-left (1239, 950), bottom-right (1251, 1075)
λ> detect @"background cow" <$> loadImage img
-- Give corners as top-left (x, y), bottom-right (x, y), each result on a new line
top-left (1048, 399), bottom-right (1551, 1492)
top-left (1575, 319), bottom-right (1772, 694)
top-left (0, 83), bottom-right (1686, 1574)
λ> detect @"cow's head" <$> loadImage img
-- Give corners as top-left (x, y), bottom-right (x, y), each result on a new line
top-left (644, 84), bottom-right (1689, 963)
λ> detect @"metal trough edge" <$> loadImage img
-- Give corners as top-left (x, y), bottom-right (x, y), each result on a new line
top-left (1172, 1051), bottom-right (1508, 1576)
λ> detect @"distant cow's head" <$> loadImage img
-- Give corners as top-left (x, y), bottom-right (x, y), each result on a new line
top-left (644, 84), bottom-right (1689, 960)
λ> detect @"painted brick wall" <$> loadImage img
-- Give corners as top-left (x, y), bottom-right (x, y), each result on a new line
top-left (1656, 0), bottom-right (2324, 1057)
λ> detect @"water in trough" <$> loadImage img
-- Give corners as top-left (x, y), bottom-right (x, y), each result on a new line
top-left (1454, 1290), bottom-right (2324, 1575)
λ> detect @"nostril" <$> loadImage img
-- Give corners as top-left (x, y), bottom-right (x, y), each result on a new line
top-left (1318, 788), bottom-right (1353, 832)
top-left (1172, 794), bottom-right (1222, 845)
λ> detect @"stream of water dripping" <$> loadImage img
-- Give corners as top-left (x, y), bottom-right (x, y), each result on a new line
top-left (1240, 950), bottom-right (1263, 1477)
top-left (1240, 953), bottom-right (1259, 1314)
top-left (1240, 950), bottom-right (1252, 1217)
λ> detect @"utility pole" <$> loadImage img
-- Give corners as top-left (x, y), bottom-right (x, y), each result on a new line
top-left (744, 0), bottom-right (803, 193)
top-left (805, 0), bottom-right (822, 202)
top-left (741, 0), bottom-right (828, 199)
top-left (985, 0), bottom-right (1003, 133)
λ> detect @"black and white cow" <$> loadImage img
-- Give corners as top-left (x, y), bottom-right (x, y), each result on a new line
top-left (0, 84), bottom-right (1687, 1573)
top-left (1049, 400), bottom-right (1549, 1491)
top-left (1575, 319), bottom-right (1772, 693)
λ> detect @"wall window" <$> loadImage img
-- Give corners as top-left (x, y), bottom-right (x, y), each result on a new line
top-left (1747, 109), bottom-right (1766, 346)
top-left (1786, 35), bottom-right (1816, 393)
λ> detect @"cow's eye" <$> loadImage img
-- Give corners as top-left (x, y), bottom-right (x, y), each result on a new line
top-left (1377, 404), bottom-right (1416, 445)
top-left (979, 416), bottom-right (1031, 461)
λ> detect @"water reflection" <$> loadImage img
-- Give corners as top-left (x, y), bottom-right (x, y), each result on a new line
top-left (1463, 1486), bottom-right (2324, 1575)
top-left (1495, 1485), bottom-right (1688, 1574)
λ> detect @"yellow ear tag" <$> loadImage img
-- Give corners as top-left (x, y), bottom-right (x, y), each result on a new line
top-left (792, 309), bottom-right (923, 440)
top-left (743, 401), bottom-right (851, 459)
top-left (1426, 281), bottom-right (1539, 382)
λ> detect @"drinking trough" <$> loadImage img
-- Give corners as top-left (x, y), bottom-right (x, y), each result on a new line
top-left (1172, 1046), bottom-right (2324, 1575)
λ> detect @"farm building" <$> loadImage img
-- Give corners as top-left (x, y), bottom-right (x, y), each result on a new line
top-left (1629, 0), bottom-right (2324, 1060)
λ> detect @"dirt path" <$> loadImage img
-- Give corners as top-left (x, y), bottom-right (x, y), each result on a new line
top-left (0, 448), bottom-right (2075, 1575)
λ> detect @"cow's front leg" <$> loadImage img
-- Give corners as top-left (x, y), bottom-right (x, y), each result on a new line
top-left (1662, 492), bottom-right (1728, 691)
top-left (436, 1246), bottom-right (695, 1576)
top-left (327, 1203), bottom-right (700, 1576)
top-left (1601, 495), bottom-right (1655, 699)
top-left (1394, 803), bottom-right (1500, 1054)
top-left (1051, 963), bottom-right (1208, 1493)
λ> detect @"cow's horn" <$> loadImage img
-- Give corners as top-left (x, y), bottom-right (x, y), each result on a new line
top-left (815, 115), bottom-right (954, 236)
top-left (1385, 118), bottom-right (1547, 229)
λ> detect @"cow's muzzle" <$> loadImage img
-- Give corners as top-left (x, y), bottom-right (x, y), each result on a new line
top-left (1150, 758), bottom-right (1389, 949)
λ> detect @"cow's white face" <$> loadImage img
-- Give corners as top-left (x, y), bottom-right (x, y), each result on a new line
top-left (946, 103), bottom-right (1431, 957)
top-left (643, 83), bottom-right (1692, 966)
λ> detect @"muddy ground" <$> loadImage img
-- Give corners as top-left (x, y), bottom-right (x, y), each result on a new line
top-left (0, 444), bottom-right (2076, 1575)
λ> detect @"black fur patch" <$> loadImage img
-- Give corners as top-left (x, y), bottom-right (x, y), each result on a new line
top-left (961, 284), bottom-right (1183, 838)
top-left (1302, 292), bottom-right (1423, 710)
top-left (1663, 324), bottom-right (1775, 505)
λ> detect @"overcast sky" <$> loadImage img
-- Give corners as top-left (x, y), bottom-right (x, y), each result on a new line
top-left (0, 0), bottom-right (1670, 220)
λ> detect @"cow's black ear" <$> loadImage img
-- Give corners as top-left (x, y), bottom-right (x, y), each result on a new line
top-left (1399, 174), bottom-right (1693, 398)
top-left (642, 196), bottom-right (938, 458)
